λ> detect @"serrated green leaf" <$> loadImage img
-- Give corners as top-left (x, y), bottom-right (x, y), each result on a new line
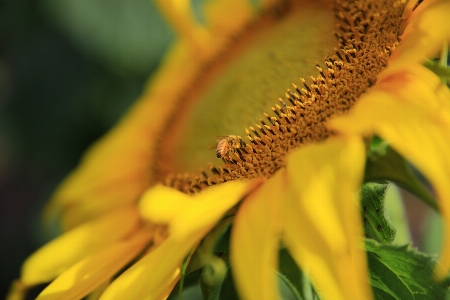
top-left (360, 183), bottom-right (396, 243)
top-left (364, 141), bottom-right (438, 212)
top-left (366, 239), bottom-right (450, 300)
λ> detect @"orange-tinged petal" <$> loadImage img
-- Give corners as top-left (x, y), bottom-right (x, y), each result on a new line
top-left (390, 0), bottom-right (450, 66)
top-left (401, 0), bottom-right (419, 19)
top-left (22, 206), bottom-right (140, 286)
top-left (283, 137), bottom-right (371, 300)
top-left (103, 181), bottom-right (256, 300)
top-left (86, 280), bottom-right (109, 300)
top-left (231, 172), bottom-right (284, 300)
top-left (35, 228), bottom-right (153, 300)
top-left (203, 0), bottom-right (254, 43)
top-left (329, 64), bottom-right (450, 278)
top-left (7, 281), bottom-right (27, 300)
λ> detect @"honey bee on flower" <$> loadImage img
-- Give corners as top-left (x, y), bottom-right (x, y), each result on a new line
top-left (209, 135), bottom-right (246, 158)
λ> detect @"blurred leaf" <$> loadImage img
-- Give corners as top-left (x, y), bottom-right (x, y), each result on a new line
top-left (366, 239), bottom-right (450, 300)
top-left (422, 211), bottom-right (443, 256)
top-left (360, 183), bottom-right (396, 243)
top-left (40, 0), bottom-right (174, 75)
top-left (425, 59), bottom-right (450, 81)
top-left (277, 248), bottom-right (320, 300)
top-left (167, 269), bottom-right (203, 300)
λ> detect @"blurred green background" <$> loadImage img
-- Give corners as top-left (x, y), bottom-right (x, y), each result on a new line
top-left (0, 0), bottom-right (174, 296)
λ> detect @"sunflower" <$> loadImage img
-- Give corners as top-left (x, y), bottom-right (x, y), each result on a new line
top-left (8, 0), bottom-right (450, 299)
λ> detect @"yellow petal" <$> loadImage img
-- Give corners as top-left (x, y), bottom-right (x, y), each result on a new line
top-left (35, 228), bottom-right (152, 300)
top-left (390, 0), bottom-right (450, 66)
top-left (22, 206), bottom-right (140, 286)
top-left (171, 180), bottom-right (258, 239)
top-left (103, 181), bottom-right (256, 300)
top-left (139, 180), bottom-right (258, 240)
top-left (328, 64), bottom-right (450, 278)
top-left (154, 0), bottom-right (211, 55)
top-left (138, 185), bottom-right (193, 224)
top-left (401, 0), bottom-right (419, 19)
top-left (231, 172), bottom-right (284, 300)
top-left (7, 281), bottom-right (27, 300)
top-left (99, 235), bottom-right (182, 300)
top-left (283, 137), bottom-right (372, 300)
top-left (202, 0), bottom-right (254, 42)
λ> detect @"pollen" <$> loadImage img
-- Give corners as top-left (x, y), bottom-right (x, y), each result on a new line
top-left (154, 0), bottom-right (404, 194)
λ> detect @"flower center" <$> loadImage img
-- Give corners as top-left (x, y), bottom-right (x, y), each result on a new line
top-left (153, 0), bottom-right (404, 194)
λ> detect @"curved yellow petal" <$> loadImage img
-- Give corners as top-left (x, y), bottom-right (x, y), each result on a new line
top-left (284, 137), bottom-right (371, 300)
top-left (171, 180), bottom-right (258, 239)
top-left (202, 0), bottom-right (254, 42)
top-left (154, 0), bottom-right (211, 56)
top-left (103, 181), bottom-right (256, 300)
top-left (7, 281), bottom-right (27, 300)
top-left (138, 185), bottom-right (193, 224)
top-left (401, 0), bottom-right (419, 19)
top-left (36, 228), bottom-right (152, 300)
top-left (22, 206), bottom-right (140, 286)
top-left (99, 236), bottom-right (182, 300)
top-left (231, 173), bottom-right (284, 300)
top-left (390, 0), bottom-right (450, 66)
top-left (328, 64), bottom-right (450, 278)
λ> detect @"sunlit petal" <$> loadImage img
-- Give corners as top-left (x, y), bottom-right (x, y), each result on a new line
top-left (283, 137), bottom-right (371, 300)
top-left (139, 185), bottom-right (192, 224)
top-left (391, 0), bottom-right (450, 66)
top-left (102, 181), bottom-right (256, 300)
top-left (99, 235), bottom-right (181, 300)
top-left (231, 173), bottom-right (284, 300)
top-left (22, 207), bottom-right (140, 286)
top-left (36, 228), bottom-right (153, 300)
top-left (329, 64), bottom-right (450, 278)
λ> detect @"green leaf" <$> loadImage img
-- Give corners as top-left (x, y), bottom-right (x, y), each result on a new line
top-left (218, 267), bottom-right (241, 300)
top-left (277, 249), bottom-right (322, 300)
top-left (364, 140), bottom-right (438, 212)
top-left (425, 59), bottom-right (450, 81)
top-left (384, 185), bottom-right (411, 245)
top-left (278, 249), bottom-right (305, 300)
top-left (366, 239), bottom-right (450, 300)
top-left (360, 183), bottom-right (396, 243)
top-left (167, 269), bottom-right (202, 300)
top-left (201, 256), bottom-right (228, 300)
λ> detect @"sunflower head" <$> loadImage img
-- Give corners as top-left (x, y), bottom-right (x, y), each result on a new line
top-left (8, 0), bottom-right (450, 299)
top-left (152, 0), bottom-right (403, 195)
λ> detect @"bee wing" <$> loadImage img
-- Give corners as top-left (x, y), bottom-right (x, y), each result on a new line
top-left (207, 142), bottom-right (219, 150)
top-left (208, 136), bottom-right (227, 150)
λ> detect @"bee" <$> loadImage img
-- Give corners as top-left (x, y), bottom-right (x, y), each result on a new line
top-left (209, 135), bottom-right (246, 159)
